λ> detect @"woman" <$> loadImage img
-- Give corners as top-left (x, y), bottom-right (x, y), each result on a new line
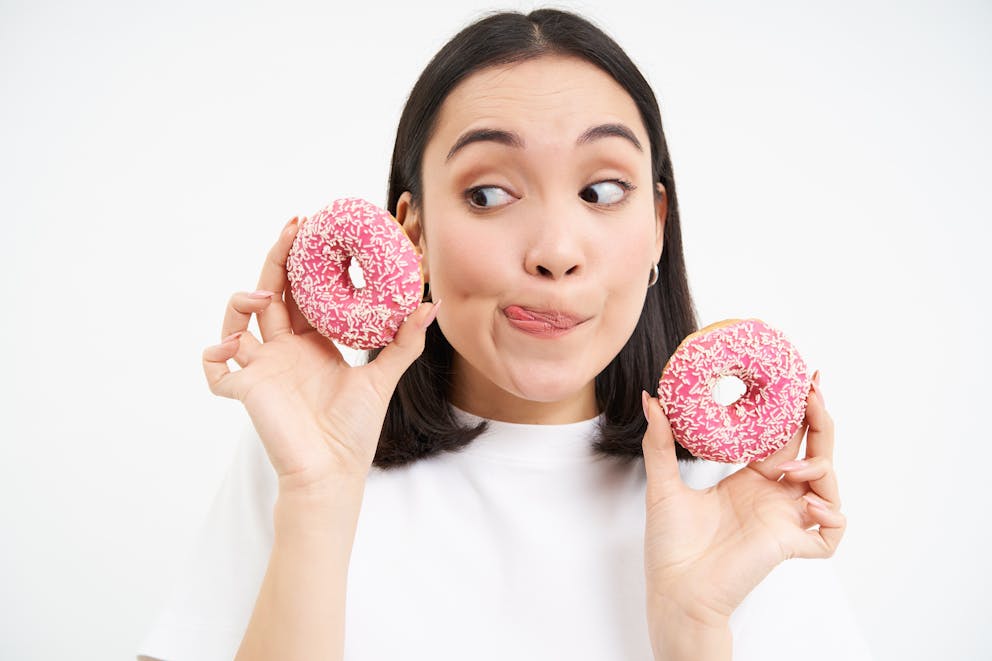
top-left (138, 8), bottom-right (872, 661)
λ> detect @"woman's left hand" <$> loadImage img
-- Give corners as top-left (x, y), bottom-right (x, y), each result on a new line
top-left (641, 371), bottom-right (846, 631)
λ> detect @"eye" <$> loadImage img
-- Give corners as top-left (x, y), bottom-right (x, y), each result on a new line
top-left (464, 185), bottom-right (515, 209)
top-left (579, 179), bottom-right (635, 205)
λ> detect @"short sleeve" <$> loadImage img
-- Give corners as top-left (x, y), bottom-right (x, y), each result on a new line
top-left (136, 424), bottom-right (278, 661)
top-left (730, 556), bottom-right (875, 660)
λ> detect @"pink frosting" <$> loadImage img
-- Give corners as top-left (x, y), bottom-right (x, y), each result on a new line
top-left (286, 197), bottom-right (423, 350)
top-left (657, 319), bottom-right (811, 463)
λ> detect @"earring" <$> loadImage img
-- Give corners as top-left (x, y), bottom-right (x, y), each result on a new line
top-left (422, 281), bottom-right (432, 302)
top-left (647, 263), bottom-right (659, 287)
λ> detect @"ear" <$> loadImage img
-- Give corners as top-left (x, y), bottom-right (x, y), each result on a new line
top-left (653, 182), bottom-right (667, 260)
top-left (396, 191), bottom-right (429, 281)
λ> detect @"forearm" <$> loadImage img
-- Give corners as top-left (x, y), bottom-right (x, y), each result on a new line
top-left (235, 476), bottom-right (367, 661)
top-left (648, 600), bottom-right (733, 661)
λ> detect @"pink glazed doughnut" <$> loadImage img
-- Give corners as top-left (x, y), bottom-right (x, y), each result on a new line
top-left (657, 318), bottom-right (812, 463)
top-left (286, 197), bottom-right (424, 350)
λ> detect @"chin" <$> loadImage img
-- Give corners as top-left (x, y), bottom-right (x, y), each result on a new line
top-left (504, 366), bottom-right (590, 404)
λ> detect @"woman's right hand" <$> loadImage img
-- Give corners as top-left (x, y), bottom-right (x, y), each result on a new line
top-left (201, 215), bottom-right (439, 495)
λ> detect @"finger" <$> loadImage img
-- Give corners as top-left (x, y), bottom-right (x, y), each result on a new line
top-left (254, 217), bottom-right (301, 341)
top-left (779, 455), bottom-right (842, 509)
top-left (800, 381), bottom-right (837, 499)
top-left (368, 299), bottom-right (440, 389)
top-left (641, 391), bottom-right (684, 504)
top-left (747, 416), bottom-right (807, 481)
top-left (789, 497), bottom-right (847, 559)
top-left (220, 326), bottom-right (265, 367)
top-left (284, 273), bottom-right (312, 336)
top-left (804, 379), bottom-right (834, 458)
top-left (283, 215), bottom-right (312, 335)
top-left (221, 291), bottom-right (278, 344)
top-left (202, 336), bottom-right (252, 400)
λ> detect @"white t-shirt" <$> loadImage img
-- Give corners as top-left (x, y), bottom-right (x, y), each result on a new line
top-left (136, 406), bottom-right (874, 661)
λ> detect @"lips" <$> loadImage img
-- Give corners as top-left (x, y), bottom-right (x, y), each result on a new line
top-left (503, 305), bottom-right (586, 333)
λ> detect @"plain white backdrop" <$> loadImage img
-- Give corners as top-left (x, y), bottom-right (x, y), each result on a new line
top-left (1, 0), bottom-right (989, 658)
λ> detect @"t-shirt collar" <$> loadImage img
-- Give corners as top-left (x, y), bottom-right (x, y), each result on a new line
top-left (448, 402), bottom-right (605, 464)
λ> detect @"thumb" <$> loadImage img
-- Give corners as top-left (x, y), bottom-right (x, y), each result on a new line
top-left (370, 299), bottom-right (441, 385)
top-left (641, 390), bottom-right (684, 503)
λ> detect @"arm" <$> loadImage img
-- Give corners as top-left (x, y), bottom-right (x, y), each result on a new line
top-left (648, 599), bottom-right (732, 661)
top-left (203, 211), bottom-right (437, 659)
top-left (235, 476), bottom-right (367, 661)
top-left (641, 376), bottom-right (844, 661)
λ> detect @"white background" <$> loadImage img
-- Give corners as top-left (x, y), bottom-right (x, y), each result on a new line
top-left (2, 0), bottom-right (989, 659)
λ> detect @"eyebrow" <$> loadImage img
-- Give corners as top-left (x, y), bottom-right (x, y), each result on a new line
top-left (444, 122), bottom-right (643, 163)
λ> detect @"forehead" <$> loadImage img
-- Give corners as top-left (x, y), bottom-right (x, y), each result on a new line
top-left (430, 54), bottom-right (646, 152)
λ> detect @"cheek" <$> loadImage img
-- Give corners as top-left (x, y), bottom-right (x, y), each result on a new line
top-left (602, 268), bottom-right (649, 332)
top-left (596, 225), bottom-right (655, 337)
top-left (598, 225), bottom-right (655, 287)
top-left (425, 222), bottom-right (505, 358)
top-left (425, 209), bottom-right (509, 299)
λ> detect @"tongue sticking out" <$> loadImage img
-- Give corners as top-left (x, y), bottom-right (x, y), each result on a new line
top-left (504, 305), bottom-right (542, 321)
top-left (504, 305), bottom-right (572, 327)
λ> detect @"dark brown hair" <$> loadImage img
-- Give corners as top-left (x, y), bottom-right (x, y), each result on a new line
top-left (366, 8), bottom-right (701, 469)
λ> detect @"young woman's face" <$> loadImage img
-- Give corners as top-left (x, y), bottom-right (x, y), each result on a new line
top-left (397, 54), bottom-right (666, 424)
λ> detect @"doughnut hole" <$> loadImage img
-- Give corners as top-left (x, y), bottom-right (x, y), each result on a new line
top-left (711, 374), bottom-right (748, 406)
top-left (347, 255), bottom-right (367, 290)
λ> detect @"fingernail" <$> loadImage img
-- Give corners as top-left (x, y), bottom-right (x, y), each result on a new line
top-left (221, 331), bottom-right (244, 343)
top-left (422, 299), bottom-right (441, 328)
top-left (811, 381), bottom-right (825, 406)
top-left (779, 459), bottom-right (808, 471)
top-left (641, 390), bottom-right (651, 422)
top-left (249, 290), bottom-right (275, 299)
top-left (813, 370), bottom-right (821, 386)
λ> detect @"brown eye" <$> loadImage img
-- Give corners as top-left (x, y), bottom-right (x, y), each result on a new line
top-left (579, 180), bottom-right (632, 205)
top-left (465, 185), bottom-right (514, 209)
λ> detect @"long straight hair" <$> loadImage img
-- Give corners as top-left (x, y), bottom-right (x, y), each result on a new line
top-left (366, 8), bottom-right (701, 469)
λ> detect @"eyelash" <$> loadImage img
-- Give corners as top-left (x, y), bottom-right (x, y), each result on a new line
top-left (463, 178), bottom-right (637, 211)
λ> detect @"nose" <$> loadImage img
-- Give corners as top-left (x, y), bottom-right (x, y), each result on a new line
top-left (522, 205), bottom-right (586, 280)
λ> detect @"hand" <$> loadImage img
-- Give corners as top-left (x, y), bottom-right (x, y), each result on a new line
top-left (201, 215), bottom-right (439, 494)
top-left (640, 372), bottom-right (845, 629)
